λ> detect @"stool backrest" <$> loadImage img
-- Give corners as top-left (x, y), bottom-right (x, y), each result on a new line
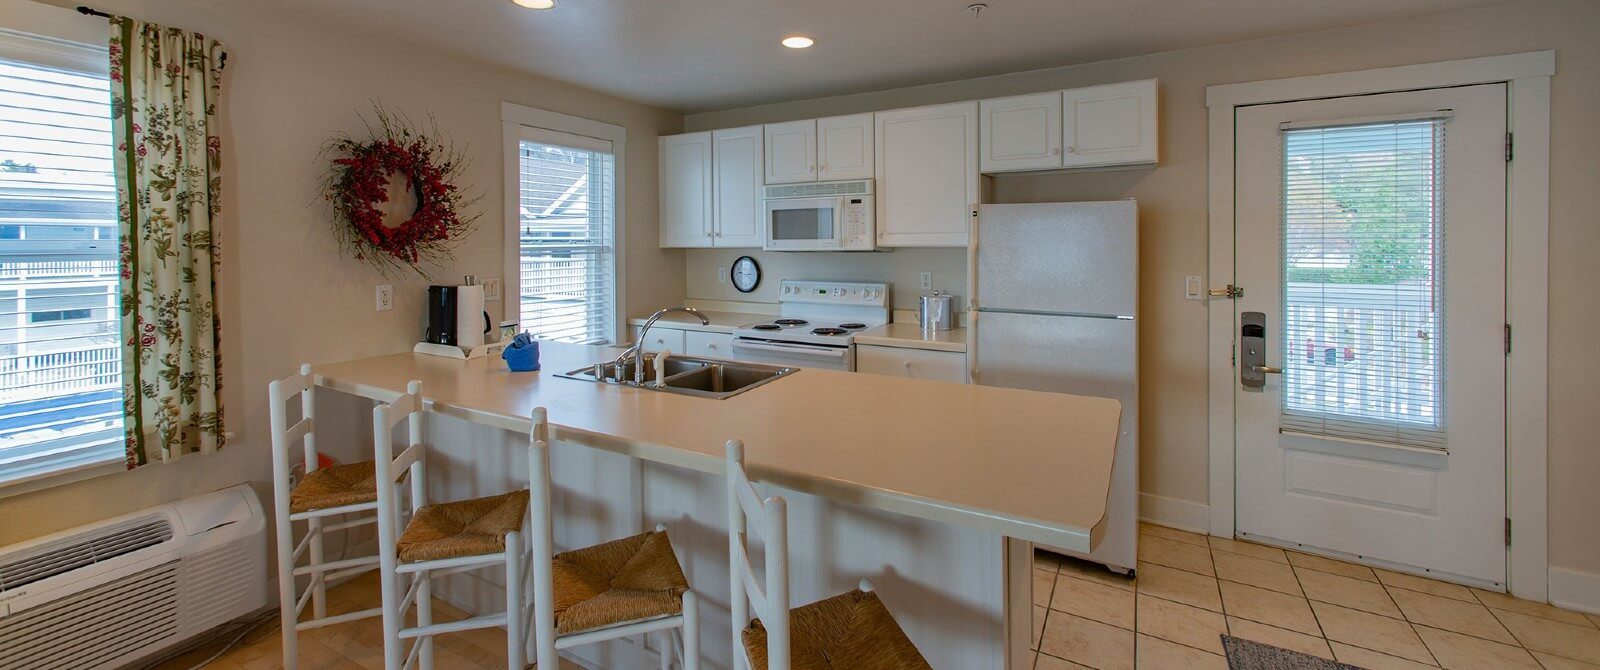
top-left (725, 439), bottom-right (790, 670)
top-left (373, 380), bottom-right (426, 557)
top-left (268, 363), bottom-right (318, 486)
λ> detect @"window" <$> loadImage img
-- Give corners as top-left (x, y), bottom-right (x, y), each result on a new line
top-left (514, 129), bottom-right (617, 344)
top-left (0, 49), bottom-right (125, 487)
top-left (1279, 118), bottom-right (1446, 450)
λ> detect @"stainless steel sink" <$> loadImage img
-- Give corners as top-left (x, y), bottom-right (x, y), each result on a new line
top-left (557, 354), bottom-right (795, 399)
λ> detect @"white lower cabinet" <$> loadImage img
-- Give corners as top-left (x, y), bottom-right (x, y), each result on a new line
top-left (684, 330), bottom-right (733, 358)
top-left (631, 326), bottom-right (686, 354)
top-left (856, 345), bottom-right (966, 383)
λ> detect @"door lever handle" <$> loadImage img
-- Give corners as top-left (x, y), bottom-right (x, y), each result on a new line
top-left (1251, 364), bottom-right (1283, 374)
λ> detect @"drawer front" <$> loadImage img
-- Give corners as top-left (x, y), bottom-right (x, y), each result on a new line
top-left (856, 345), bottom-right (966, 383)
top-left (684, 330), bottom-right (734, 359)
top-left (632, 327), bottom-right (686, 354)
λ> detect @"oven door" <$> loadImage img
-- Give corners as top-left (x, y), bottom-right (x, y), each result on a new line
top-left (764, 196), bottom-right (843, 251)
top-left (731, 338), bottom-right (854, 371)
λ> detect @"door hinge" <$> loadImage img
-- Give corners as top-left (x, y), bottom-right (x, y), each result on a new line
top-left (1504, 323), bottom-right (1513, 355)
top-left (1506, 132), bottom-right (1514, 162)
top-left (1209, 284), bottom-right (1245, 299)
top-left (1505, 517), bottom-right (1512, 546)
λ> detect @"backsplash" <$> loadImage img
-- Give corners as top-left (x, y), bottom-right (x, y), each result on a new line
top-left (684, 247), bottom-right (967, 312)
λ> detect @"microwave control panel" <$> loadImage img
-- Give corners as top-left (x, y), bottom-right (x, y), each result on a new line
top-left (840, 196), bottom-right (873, 249)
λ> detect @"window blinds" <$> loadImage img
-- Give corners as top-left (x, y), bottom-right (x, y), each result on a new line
top-left (1278, 117), bottom-right (1448, 451)
top-left (517, 136), bottom-right (617, 345)
top-left (0, 56), bottom-right (125, 483)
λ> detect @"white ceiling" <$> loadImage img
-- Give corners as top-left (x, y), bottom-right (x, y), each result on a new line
top-left (271, 0), bottom-right (1508, 112)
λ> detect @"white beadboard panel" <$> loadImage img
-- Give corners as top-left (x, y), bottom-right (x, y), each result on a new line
top-left (1139, 492), bottom-right (1210, 534)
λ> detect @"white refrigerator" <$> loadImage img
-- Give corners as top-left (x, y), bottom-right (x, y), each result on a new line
top-left (968, 200), bottom-right (1138, 573)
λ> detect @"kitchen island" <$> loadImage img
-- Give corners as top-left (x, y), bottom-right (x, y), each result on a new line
top-left (313, 341), bottom-right (1119, 669)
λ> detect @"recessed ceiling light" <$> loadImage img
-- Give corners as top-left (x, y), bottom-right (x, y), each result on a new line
top-left (511, 0), bottom-right (556, 9)
top-left (781, 36), bottom-right (815, 49)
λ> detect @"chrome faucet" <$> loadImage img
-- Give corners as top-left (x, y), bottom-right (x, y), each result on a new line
top-left (615, 307), bottom-right (709, 385)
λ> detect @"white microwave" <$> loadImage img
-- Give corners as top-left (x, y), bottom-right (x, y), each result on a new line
top-left (763, 179), bottom-right (875, 251)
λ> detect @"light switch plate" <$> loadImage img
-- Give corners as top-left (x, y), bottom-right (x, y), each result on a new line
top-left (1184, 276), bottom-right (1203, 301)
top-left (376, 284), bottom-right (393, 311)
top-left (482, 278), bottom-right (501, 302)
top-left (717, 267), bottom-right (728, 284)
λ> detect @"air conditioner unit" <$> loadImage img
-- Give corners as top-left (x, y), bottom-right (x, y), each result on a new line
top-left (0, 484), bottom-right (267, 670)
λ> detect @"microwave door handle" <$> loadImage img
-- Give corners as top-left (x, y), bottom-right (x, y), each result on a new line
top-left (732, 340), bottom-right (848, 358)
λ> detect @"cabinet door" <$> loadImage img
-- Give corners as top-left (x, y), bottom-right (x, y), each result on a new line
top-left (712, 126), bottom-right (764, 247)
top-left (856, 345), bottom-right (966, 383)
top-left (980, 92), bottom-right (1062, 172)
top-left (816, 113), bottom-right (874, 181)
top-left (659, 132), bottom-right (713, 247)
top-left (1063, 79), bottom-right (1158, 168)
top-left (874, 101), bottom-right (978, 247)
top-left (684, 330), bottom-right (734, 359)
top-left (631, 326), bottom-right (686, 354)
top-left (763, 120), bottom-right (816, 184)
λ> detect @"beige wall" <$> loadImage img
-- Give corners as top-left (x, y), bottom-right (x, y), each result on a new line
top-left (686, 0), bottom-right (1600, 574)
top-left (0, 0), bottom-right (684, 544)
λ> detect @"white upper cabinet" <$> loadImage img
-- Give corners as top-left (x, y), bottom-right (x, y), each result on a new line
top-left (711, 126), bottom-right (765, 247)
top-left (763, 120), bottom-right (816, 184)
top-left (1063, 78), bottom-right (1159, 168)
top-left (659, 132), bottom-right (713, 248)
top-left (980, 91), bottom-right (1063, 172)
top-left (816, 113), bottom-right (874, 181)
top-left (874, 101), bottom-right (978, 247)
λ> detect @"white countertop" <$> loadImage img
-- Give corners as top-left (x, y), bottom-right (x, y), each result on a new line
top-left (626, 310), bottom-right (766, 334)
top-left (313, 341), bottom-right (1118, 550)
top-left (628, 311), bottom-right (967, 353)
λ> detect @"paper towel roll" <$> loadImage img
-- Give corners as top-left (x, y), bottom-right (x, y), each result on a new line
top-left (455, 283), bottom-right (487, 350)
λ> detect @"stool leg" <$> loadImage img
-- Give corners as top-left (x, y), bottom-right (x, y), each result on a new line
top-left (274, 516), bottom-right (298, 670)
top-left (682, 589), bottom-right (700, 670)
top-left (504, 531), bottom-right (526, 670)
top-left (417, 570), bottom-right (434, 670)
top-left (659, 628), bottom-right (674, 670)
top-left (308, 517), bottom-right (327, 619)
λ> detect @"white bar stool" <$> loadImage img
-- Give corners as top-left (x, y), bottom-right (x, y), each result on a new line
top-left (725, 439), bottom-right (931, 670)
top-left (526, 407), bottom-right (700, 669)
top-left (269, 363), bottom-right (383, 668)
top-left (373, 381), bottom-right (532, 670)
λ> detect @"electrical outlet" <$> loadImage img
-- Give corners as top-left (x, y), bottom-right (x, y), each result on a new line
top-left (482, 278), bottom-right (501, 302)
top-left (376, 284), bottom-right (393, 311)
top-left (717, 267), bottom-right (728, 284)
top-left (1184, 276), bottom-right (1203, 301)
top-left (919, 271), bottom-right (932, 291)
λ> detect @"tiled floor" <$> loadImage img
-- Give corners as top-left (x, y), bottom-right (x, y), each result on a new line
top-left (1030, 522), bottom-right (1600, 670)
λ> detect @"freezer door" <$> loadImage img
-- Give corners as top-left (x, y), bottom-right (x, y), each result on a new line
top-left (974, 201), bottom-right (1137, 317)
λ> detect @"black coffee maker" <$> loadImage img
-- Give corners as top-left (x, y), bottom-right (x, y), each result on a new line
top-left (425, 285), bottom-right (459, 346)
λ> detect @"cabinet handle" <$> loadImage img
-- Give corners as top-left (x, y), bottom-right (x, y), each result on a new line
top-left (808, 165), bottom-right (815, 172)
top-left (1051, 147), bottom-right (1060, 155)
top-left (1066, 146), bottom-right (1077, 154)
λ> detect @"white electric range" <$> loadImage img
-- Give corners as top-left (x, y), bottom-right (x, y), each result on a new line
top-left (730, 280), bottom-right (890, 371)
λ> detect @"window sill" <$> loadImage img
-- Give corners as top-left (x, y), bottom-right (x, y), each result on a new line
top-left (0, 456), bottom-right (124, 500)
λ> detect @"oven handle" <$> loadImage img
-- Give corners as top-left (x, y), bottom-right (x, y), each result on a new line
top-left (732, 339), bottom-right (849, 358)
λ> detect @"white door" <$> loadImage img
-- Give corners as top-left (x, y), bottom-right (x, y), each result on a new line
top-left (980, 91), bottom-right (1062, 172)
top-left (1063, 79), bottom-right (1157, 167)
top-left (711, 126), bottom-right (764, 247)
top-left (816, 113), bottom-right (874, 181)
top-left (874, 101), bottom-right (978, 247)
top-left (763, 120), bottom-right (816, 184)
top-left (658, 132), bottom-right (713, 248)
top-left (1234, 85), bottom-right (1508, 584)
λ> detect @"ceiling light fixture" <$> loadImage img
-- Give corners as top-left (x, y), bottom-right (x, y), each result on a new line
top-left (781, 36), bottom-right (815, 49)
top-left (511, 0), bottom-right (556, 9)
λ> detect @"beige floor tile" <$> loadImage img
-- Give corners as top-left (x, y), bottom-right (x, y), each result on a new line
top-left (1286, 551), bottom-right (1379, 582)
top-left (1034, 605), bottom-right (1047, 649)
top-left (1137, 561), bottom-right (1223, 612)
top-left (1226, 616), bottom-right (1335, 659)
top-left (1036, 549), bottom-right (1064, 572)
top-left (1296, 566), bottom-right (1403, 618)
top-left (1039, 611), bottom-right (1135, 670)
top-left (1389, 587), bottom-right (1516, 645)
top-left (1414, 625), bottom-right (1541, 670)
top-left (1330, 642), bottom-right (1440, 669)
top-left (1136, 594), bottom-right (1229, 654)
top-left (1053, 574), bottom-right (1136, 629)
top-left (1311, 601), bottom-right (1435, 665)
top-left (1492, 609), bottom-right (1600, 665)
top-left (1060, 555), bottom-right (1137, 592)
top-left (1531, 651), bottom-right (1600, 670)
top-left (1219, 580), bottom-right (1321, 636)
top-left (1138, 535), bottom-right (1215, 576)
top-left (1035, 567), bottom-right (1057, 607)
top-left (1136, 634), bottom-right (1228, 670)
top-left (1214, 550), bottom-right (1303, 596)
top-left (1473, 588), bottom-right (1598, 628)
top-left (1139, 522), bottom-right (1210, 547)
top-left (1374, 569), bottom-right (1477, 603)
top-left (1035, 652), bottom-right (1097, 669)
top-left (1208, 536), bottom-right (1289, 564)
top-left (1590, 612), bottom-right (1600, 628)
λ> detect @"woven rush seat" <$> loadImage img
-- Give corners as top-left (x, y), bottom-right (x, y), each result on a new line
top-left (742, 589), bottom-right (932, 670)
top-left (289, 461), bottom-right (378, 513)
top-left (396, 490), bottom-right (530, 563)
top-left (550, 529), bottom-right (690, 635)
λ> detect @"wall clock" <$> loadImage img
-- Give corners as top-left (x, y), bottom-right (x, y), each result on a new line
top-left (731, 255), bottom-right (761, 293)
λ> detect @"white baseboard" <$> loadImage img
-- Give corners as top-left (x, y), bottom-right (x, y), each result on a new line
top-left (1548, 566), bottom-right (1600, 615)
top-left (1139, 492), bottom-right (1210, 534)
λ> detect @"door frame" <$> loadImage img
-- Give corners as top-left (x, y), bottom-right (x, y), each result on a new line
top-left (1204, 51), bottom-right (1553, 599)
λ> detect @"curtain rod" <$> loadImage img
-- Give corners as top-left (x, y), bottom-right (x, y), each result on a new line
top-left (75, 5), bottom-right (228, 69)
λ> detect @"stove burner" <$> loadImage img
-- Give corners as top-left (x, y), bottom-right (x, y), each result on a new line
top-left (839, 323), bottom-right (867, 330)
top-left (774, 318), bottom-right (809, 326)
top-left (750, 324), bottom-right (782, 331)
top-left (811, 327), bottom-right (847, 336)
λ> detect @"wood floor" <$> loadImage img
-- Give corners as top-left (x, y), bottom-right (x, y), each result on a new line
top-left (146, 572), bottom-right (583, 670)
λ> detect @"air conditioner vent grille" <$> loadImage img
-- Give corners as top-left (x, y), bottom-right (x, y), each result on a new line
top-left (764, 179), bottom-right (871, 199)
top-left (0, 560), bottom-right (181, 670)
top-left (0, 515), bottom-right (173, 593)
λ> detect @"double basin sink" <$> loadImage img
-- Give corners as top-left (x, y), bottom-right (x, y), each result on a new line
top-left (558, 354), bottom-right (796, 399)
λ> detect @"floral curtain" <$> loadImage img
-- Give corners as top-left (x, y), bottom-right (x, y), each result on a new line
top-left (109, 19), bottom-right (227, 467)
